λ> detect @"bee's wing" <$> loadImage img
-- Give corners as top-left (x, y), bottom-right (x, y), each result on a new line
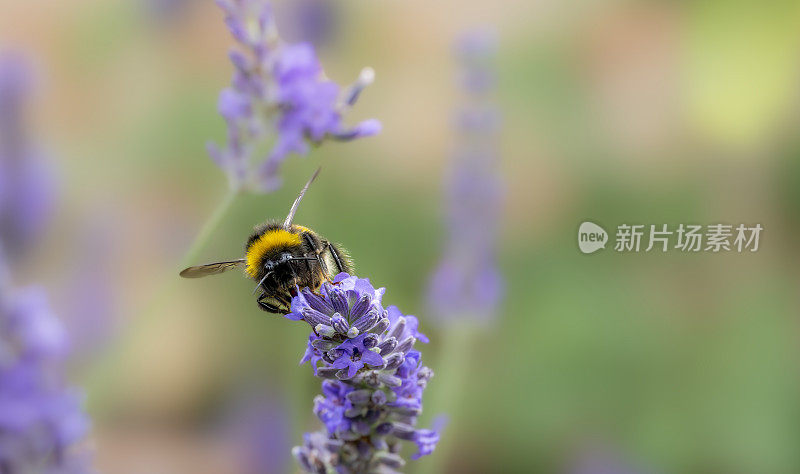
top-left (180, 259), bottom-right (245, 278)
top-left (283, 167), bottom-right (321, 228)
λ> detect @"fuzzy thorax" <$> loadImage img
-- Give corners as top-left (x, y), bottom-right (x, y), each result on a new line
top-left (245, 229), bottom-right (302, 277)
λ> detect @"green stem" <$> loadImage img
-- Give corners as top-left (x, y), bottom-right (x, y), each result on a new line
top-left (84, 189), bottom-right (240, 413)
top-left (180, 189), bottom-right (239, 268)
top-left (418, 323), bottom-right (479, 474)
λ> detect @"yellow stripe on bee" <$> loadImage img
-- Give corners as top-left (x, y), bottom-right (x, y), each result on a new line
top-left (245, 229), bottom-right (302, 277)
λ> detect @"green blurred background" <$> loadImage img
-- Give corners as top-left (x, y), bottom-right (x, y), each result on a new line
top-left (3, 0), bottom-right (800, 472)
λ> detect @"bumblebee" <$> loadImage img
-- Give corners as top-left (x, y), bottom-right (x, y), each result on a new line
top-left (180, 168), bottom-right (352, 314)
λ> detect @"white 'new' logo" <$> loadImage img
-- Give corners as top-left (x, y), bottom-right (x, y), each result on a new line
top-left (578, 221), bottom-right (608, 254)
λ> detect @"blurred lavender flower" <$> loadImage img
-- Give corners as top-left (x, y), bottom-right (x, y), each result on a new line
top-left (0, 52), bottom-right (92, 473)
top-left (568, 444), bottom-right (645, 474)
top-left (427, 29), bottom-right (504, 322)
top-left (209, 0), bottom-right (380, 192)
top-left (0, 53), bottom-right (55, 260)
top-left (144, 0), bottom-right (192, 24)
top-left (276, 0), bottom-right (339, 48)
top-left (59, 218), bottom-right (118, 362)
top-left (0, 285), bottom-right (92, 473)
top-left (288, 273), bottom-right (438, 473)
top-left (227, 391), bottom-right (291, 474)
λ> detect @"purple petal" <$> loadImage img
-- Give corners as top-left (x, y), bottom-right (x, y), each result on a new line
top-left (346, 361), bottom-right (359, 378)
top-left (218, 88), bottom-right (251, 120)
top-left (360, 350), bottom-right (384, 367)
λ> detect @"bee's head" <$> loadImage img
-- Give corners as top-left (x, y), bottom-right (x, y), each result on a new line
top-left (259, 251), bottom-right (295, 283)
top-left (245, 226), bottom-right (304, 277)
top-left (263, 252), bottom-right (292, 270)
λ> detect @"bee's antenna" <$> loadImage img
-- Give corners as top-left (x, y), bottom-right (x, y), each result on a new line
top-left (284, 167), bottom-right (321, 229)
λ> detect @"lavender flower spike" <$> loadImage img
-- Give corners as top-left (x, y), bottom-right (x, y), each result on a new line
top-left (290, 273), bottom-right (438, 473)
top-left (0, 285), bottom-right (92, 473)
top-left (210, 0), bottom-right (381, 193)
top-left (0, 52), bottom-right (92, 473)
top-left (0, 52), bottom-right (55, 260)
top-left (427, 29), bottom-right (504, 322)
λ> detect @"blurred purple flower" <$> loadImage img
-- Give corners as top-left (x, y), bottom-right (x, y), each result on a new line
top-left (568, 444), bottom-right (646, 474)
top-left (0, 52), bottom-right (92, 473)
top-left (209, 0), bottom-right (380, 193)
top-left (290, 274), bottom-right (438, 472)
top-left (0, 285), bottom-right (92, 473)
top-left (59, 218), bottom-right (118, 361)
top-left (0, 53), bottom-right (55, 260)
top-left (454, 29), bottom-right (498, 94)
top-left (277, 0), bottom-right (339, 48)
top-left (427, 29), bottom-right (504, 323)
top-left (143, 0), bottom-right (192, 24)
top-left (228, 391), bottom-right (291, 474)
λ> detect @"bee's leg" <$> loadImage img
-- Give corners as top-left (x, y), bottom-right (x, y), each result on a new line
top-left (275, 291), bottom-right (294, 311)
top-left (302, 233), bottom-right (328, 275)
top-left (286, 266), bottom-right (306, 298)
top-left (313, 252), bottom-right (329, 285)
top-left (256, 292), bottom-right (282, 314)
top-left (323, 241), bottom-right (346, 275)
